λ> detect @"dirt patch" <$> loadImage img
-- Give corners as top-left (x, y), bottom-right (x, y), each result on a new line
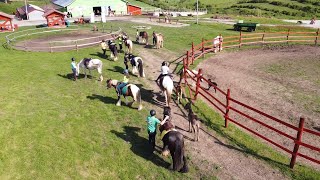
top-left (134, 45), bottom-right (288, 179)
top-left (198, 45), bottom-right (320, 169)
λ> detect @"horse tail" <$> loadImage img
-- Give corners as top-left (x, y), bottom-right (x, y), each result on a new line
top-left (136, 88), bottom-right (142, 110)
top-left (173, 133), bottom-right (184, 171)
top-left (137, 58), bottom-right (145, 77)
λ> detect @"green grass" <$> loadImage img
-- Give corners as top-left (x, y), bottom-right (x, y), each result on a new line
top-left (0, 1), bottom-right (50, 14)
top-left (1, 19), bottom-right (319, 179)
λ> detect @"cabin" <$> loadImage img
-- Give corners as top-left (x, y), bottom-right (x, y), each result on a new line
top-left (43, 10), bottom-right (65, 27)
top-left (52, 0), bottom-right (128, 17)
top-left (127, 4), bottom-right (142, 16)
top-left (0, 12), bottom-right (14, 32)
top-left (16, 4), bottom-right (46, 20)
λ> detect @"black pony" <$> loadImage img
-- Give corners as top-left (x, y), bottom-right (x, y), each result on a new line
top-left (159, 121), bottom-right (188, 173)
top-left (124, 53), bottom-right (145, 77)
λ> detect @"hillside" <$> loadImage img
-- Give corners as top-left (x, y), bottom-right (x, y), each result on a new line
top-left (134, 0), bottom-right (320, 18)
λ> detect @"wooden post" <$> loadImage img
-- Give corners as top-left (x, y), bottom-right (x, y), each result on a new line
top-left (194, 68), bottom-right (202, 100)
top-left (76, 40), bottom-right (78, 51)
top-left (50, 42), bottom-right (53, 53)
top-left (191, 42), bottom-right (194, 64)
top-left (315, 28), bottom-right (319, 45)
top-left (239, 31), bottom-right (242, 48)
top-left (290, 117), bottom-right (305, 168)
top-left (202, 38), bottom-right (204, 58)
top-left (287, 29), bottom-right (290, 44)
top-left (183, 57), bottom-right (187, 86)
top-left (262, 31), bottom-right (265, 43)
top-left (225, 89), bottom-right (230, 128)
top-left (186, 51), bottom-right (189, 66)
top-left (219, 34), bottom-right (222, 52)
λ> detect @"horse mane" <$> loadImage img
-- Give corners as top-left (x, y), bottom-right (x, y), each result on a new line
top-left (160, 121), bottom-right (175, 133)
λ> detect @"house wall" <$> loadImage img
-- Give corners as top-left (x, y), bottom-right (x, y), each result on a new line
top-left (67, 0), bottom-right (127, 17)
top-left (28, 11), bottom-right (46, 20)
top-left (128, 5), bottom-right (141, 15)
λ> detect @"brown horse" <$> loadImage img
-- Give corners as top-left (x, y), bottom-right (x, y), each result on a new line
top-left (138, 31), bottom-right (149, 45)
top-left (159, 121), bottom-right (188, 173)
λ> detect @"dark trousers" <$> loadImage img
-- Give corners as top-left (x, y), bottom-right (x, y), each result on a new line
top-left (153, 37), bottom-right (156, 45)
top-left (148, 131), bottom-right (156, 150)
top-left (102, 49), bottom-right (106, 56)
top-left (72, 68), bottom-right (77, 80)
top-left (119, 44), bottom-right (123, 52)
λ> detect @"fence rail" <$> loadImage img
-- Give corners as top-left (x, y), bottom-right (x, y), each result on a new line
top-left (181, 29), bottom-right (320, 168)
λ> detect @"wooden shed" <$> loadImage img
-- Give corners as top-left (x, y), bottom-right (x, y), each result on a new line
top-left (43, 10), bottom-right (65, 27)
top-left (0, 12), bottom-right (14, 32)
top-left (127, 4), bottom-right (142, 16)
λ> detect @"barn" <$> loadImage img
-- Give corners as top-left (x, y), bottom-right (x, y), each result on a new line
top-left (127, 4), bottom-right (142, 16)
top-left (43, 10), bottom-right (65, 27)
top-left (16, 4), bottom-right (46, 20)
top-left (52, 0), bottom-right (128, 17)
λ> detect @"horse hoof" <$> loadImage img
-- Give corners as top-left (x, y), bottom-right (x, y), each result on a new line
top-left (116, 103), bottom-right (121, 106)
top-left (138, 106), bottom-right (143, 111)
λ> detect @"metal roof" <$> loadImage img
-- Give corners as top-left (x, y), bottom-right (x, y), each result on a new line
top-left (0, 12), bottom-right (14, 19)
top-left (51, 0), bottom-right (75, 7)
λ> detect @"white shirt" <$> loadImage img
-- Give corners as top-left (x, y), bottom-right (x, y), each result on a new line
top-left (161, 65), bottom-right (170, 75)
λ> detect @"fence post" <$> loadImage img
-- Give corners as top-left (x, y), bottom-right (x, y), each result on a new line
top-left (287, 29), bottom-right (290, 44)
top-left (186, 51), bottom-right (189, 66)
top-left (315, 28), bottom-right (319, 45)
top-left (76, 40), bottom-right (78, 51)
top-left (194, 69), bottom-right (202, 100)
top-left (239, 31), bottom-right (242, 48)
top-left (202, 38), bottom-right (204, 58)
top-left (290, 117), bottom-right (305, 168)
top-left (225, 89), bottom-right (230, 128)
top-left (50, 41), bottom-right (53, 53)
top-left (183, 57), bottom-right (187, 85)
top-left (262, 31), bottom-right (265, 43)
top-left (191, 42), bottom-right (194, 64)
top-left (219, 34), bottom-right (223, 52)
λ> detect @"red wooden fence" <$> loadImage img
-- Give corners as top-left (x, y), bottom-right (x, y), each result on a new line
top-left (180, 29), bottom-right (320, 168)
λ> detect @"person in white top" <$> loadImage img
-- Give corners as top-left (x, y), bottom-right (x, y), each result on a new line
top-left (156, 61), bottom-right (171, 86)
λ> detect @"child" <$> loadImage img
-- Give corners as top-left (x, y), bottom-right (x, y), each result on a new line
top-left (71, 57), bottom-right (77, 81)
top-left (155, 61), bottom-right (170, 86)
top-left (101, 40), bottom-right (107, 58)
top-left (146, 109), bottom-right (161, 151)
top-left (116, 69), bottom-right (130, 96)
top-left (136, 29), bottom-right (139, 42)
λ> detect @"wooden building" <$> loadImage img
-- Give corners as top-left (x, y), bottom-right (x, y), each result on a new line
top-left (43, 10), bottom-right (65, 27)
top-left (0, 12), bottom-right (14, 32)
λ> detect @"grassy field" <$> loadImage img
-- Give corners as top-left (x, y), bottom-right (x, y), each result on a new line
top-left (0, 19), bottom-right (319, 179)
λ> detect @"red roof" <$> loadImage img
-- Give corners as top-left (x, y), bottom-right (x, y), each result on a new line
top-left (127, 4), bottom-right (141, 9)
top-left (43, 9), bottom-right (65, 17)
top-left (0, 12), bottom-right (14, 19)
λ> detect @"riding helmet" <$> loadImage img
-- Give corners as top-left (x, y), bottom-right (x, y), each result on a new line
top-left (162, 61), bottom-right (167, 66)
top-left (71, 57), bottom-right (75, 61)
top-left (150, 110), bottom-right (156, 116)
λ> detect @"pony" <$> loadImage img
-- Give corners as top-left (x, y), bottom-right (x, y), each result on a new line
top-left (178, 68), bottom-right (203, 85)
top-left (106, 79), bottom-right (142, 111)
top-left (212, 35), bottom-right (223, 53)
top-left (159, 121), bottom-right (188, 173)
top-left (123, 36), bottom-right (133, 54)
top-left (138, 31), bottom-right (149, 45)
top-left (77, 58), bottom-right (103, 81)
top-left (108, 40), bottom-right (118, 61)
top-left (174, 83), bottom-right (183, 104)
top-left (124, 54), bottom-right (145, 78)
top-left (158, 75), bottom-right (174, 107)
top-left (155, 33), bottom-right (164, 49)
top-left (184, 101), bottom-right (200, 141)
top-left (207, 78), bottom-right (218, 93)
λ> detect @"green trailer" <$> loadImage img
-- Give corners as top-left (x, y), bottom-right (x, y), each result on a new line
top-left (233, 22), bottom-right (260, 32)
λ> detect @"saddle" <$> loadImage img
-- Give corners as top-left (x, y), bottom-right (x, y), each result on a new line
top-left (116, 83), bottom-right (131, 95)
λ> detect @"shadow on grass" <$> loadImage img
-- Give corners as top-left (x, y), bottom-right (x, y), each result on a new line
top-left (57, 73), bottom-right (92, 80)
top-left (191, 103), bottom-right (289, 168)
top-left (111, 126), bottom-right (170, 168)
top-left (135, 83), bottom-right (167, 108)
top-left (107, 65), bottom-right (125, 75)
top-left (89, 52), bottom-right (107, 60)
top-left (86, 94), bottom-right (116, 104)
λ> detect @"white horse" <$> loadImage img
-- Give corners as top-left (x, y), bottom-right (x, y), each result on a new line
top-left (106, 79), bottom-right (143, 111)
top-left (213, 35), bottom-right (223, 53)
top-left (77, 58), bottom-right (103, 81)
top-left (124, 54), bottom-right (145, 77)
top-left (159, 76), bottom-right (174, 107)
top-left (155, 33), bottom-right (164, 49)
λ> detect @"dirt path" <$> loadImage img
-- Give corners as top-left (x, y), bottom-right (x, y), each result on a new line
top-left (197, 46), bottom-right (320, 169)
top-left (134, 45), bottom-right (288, 180)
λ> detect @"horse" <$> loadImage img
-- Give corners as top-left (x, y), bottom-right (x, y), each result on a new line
top-left (158, 75), bottom-right (174, 107)
top-left (77, 58), bottom-right (103, 81)
top-left (138, 31), bottom-right (149, 45)
top-left (159, 121), bottom-right (188, 173)
top-left (184, 102), bottom-right (200, 141)
top-left (155, 33), bottom-right (164, 49)
top-left (123, 36), bottom-right (133, 54)
top-left (212, 35), bottom-right (223, 53)
top-left (108, 40), bottom-right (118, 61)
top-left (106, 79), bottom-right (143, 111)
top-left (124, 53), bottom-right (145, 77)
